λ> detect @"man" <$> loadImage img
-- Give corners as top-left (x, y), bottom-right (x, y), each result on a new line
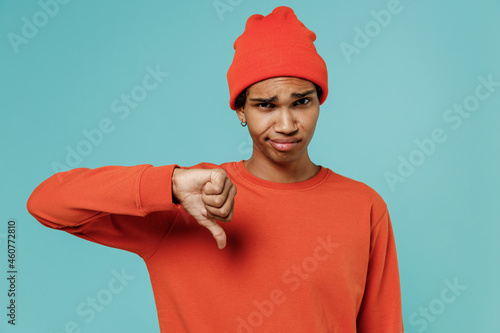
top-left (27, 6), bottom-right (404, 332)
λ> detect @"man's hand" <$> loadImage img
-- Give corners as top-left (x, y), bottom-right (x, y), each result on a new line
top-left (172, 168), bottom-right (237, 249)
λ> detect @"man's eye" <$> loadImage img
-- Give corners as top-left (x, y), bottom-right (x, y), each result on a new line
top-left (257, 103), bottom-right (274, 108)
top-left (295, 98), bottom-right (310, 106)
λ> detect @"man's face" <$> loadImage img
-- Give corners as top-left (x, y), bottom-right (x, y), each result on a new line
top-left (236, 77), bottom-right (320, 167)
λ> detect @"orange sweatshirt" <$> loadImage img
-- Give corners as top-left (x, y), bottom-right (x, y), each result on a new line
top-left (27, 161), bottom-right (403, 332)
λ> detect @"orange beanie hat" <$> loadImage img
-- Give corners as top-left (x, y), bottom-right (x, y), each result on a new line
top-left (227, 6), bottom-right (328, 110)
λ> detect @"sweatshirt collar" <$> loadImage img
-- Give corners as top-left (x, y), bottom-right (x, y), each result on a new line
top-left (233, 160), bottom-right (330, 191)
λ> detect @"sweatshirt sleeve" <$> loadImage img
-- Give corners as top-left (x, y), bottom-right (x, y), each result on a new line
top-left (356, 208), bottom-right (404, 333)
top-left (27, 164), bottom-right (180, 259)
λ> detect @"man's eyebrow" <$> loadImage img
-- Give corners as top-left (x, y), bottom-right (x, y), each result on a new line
top-left (291, 90), bottom-right (315, 98)
top-left (249, 90), bottom-right (315, 103)
top-left (249, 96), bottom-right (278, 103)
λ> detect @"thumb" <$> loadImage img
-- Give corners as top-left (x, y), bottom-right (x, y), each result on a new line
top-left (199, 208), bottom-right (227, 249)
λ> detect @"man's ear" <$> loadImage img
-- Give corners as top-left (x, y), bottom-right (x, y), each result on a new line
top-left (236, 107), bottom-right (246, 123)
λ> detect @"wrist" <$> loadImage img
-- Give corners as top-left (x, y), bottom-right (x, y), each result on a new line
top-left (172, 167), bottom-right (181, 204)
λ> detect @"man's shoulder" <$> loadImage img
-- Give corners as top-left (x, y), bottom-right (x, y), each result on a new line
top-left (323, 168), bottom-right (387, 208)
top-left (181, 162), bottom-right (386, 207)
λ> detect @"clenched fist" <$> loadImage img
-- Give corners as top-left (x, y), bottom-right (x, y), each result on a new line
top-left (172, 168), bottom-right (237, 249)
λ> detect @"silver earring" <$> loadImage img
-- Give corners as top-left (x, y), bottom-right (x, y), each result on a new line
top-left (241, 121), bottom-right (247, 127)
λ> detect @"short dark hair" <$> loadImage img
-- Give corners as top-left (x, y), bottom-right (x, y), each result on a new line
top-left (234, 82), bottom-right (323, 110)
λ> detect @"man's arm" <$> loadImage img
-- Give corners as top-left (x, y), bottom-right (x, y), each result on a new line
top-left (27, 164), bottom-right (236, 256)
top-left (356, 209), bottom-right (404, 333)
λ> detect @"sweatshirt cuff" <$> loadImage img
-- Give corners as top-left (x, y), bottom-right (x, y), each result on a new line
top-left (138, 164), bottom-right (179, 215)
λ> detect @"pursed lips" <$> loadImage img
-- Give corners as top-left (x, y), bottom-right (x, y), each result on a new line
top-left (268, 138), bottom-right (301, 152)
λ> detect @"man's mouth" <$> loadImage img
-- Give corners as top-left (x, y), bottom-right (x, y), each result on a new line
top-left (268, 138), bottom-right (301, 152)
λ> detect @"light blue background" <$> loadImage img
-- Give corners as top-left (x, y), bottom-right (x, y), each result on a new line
top-left (1, 0), bottom-right (499, 332)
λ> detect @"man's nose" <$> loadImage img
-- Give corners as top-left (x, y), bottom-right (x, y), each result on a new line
top-left (273, 108), bottom-right (298, 134)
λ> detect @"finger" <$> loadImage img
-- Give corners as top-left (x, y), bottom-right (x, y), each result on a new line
top-left (204, 184), bottom-right (236, 223)
top-left (196, 214), bottom-right (227, 249)
top-left (202, 170), bottom-right (227, 195)
top-left (202, 177), bottom-right (233, 208)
